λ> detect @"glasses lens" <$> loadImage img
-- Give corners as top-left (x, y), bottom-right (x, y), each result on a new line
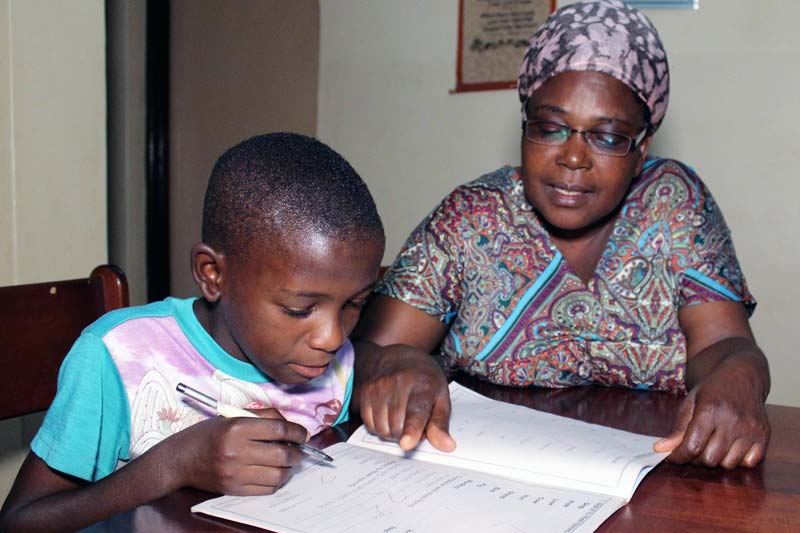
top-left (525, 121), bottom-right (569, 145)
top-left (585, 131), bottom-right (632, 156)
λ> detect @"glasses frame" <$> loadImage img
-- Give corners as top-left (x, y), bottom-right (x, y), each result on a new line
top-left (522, 119), bottom-right (648, 157)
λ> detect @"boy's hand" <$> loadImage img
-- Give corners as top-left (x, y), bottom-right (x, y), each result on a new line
top-left (357, 344), bottom-right (456, 453)
top-left (173, 409), bottom-right (309, 495)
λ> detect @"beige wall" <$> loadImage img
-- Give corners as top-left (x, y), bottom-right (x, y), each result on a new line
top-left (107, 0), bottom-right (148, 306)
top-left (318, 0), bottom-right (800, 407)
top-left (169, 0), bottom-right (320, 297)
top-left (0, 0), bottom-right (107, 504)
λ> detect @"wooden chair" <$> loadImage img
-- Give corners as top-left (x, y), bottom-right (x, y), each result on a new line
top-left (0, 265), bottom-right (129, 420)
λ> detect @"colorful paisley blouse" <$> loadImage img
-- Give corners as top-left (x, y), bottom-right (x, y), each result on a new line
top-left (376, 159), bottom-right (755, 391)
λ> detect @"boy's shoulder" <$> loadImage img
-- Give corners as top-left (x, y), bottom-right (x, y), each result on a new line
top-left (86, 297), bottom-right (192, 339)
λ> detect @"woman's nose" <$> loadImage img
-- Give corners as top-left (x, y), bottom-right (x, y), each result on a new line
top-left (557, 133), bottom-right (592, 170)
top-left (309, 313), bottom-right (346, 353)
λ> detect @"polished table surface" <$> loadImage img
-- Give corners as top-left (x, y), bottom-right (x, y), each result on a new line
top-left (85, 374), bottom-right (800, 532)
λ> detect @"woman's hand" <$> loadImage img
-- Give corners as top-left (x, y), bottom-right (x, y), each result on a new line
top-left (355, 342), bottom-right (456, 452)
top-left (172, 408), bottom-right (308, 495)
top-left (654, 347), bottom-right (770, 468)
top-left (658, 301), bottom-right (771, 468)
top-left (352, 294), bottom-right (456, 452)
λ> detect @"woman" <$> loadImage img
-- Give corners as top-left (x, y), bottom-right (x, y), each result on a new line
top-left (353, 0), bottom-right (769, 469)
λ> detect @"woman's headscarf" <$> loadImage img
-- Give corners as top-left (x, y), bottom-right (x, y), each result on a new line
top-left (518, 0), bottom-right (669, 132)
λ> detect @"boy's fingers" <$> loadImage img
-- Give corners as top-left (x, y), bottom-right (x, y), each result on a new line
top-left (249, 407), bottom-right (286, 420)
top-left (246, 418), bottom-right (309, 445)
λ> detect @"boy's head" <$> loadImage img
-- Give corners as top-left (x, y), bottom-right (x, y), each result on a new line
top-left (201, 132), bottom-right (384, 257)
top-left (192, 133), bottom-right (385, 384)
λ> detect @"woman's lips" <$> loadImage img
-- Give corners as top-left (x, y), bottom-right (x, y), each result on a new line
top-left (546, 183), bottom-right (592, 207)
top-left (288, 362), bottom-right (330, 379)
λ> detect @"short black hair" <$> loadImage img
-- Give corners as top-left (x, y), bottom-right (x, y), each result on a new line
top-left (202, 132), bottom-right (384, 257)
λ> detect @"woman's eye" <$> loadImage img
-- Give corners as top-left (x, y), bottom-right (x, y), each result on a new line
top-left (346, 299), bottom-right (367, 310)
top-left (282, 306), bottom-right (314, 318)
top-left (590, 131), bottom-right (625, 147)
top-left (537, 122), bottom-right (566, 137)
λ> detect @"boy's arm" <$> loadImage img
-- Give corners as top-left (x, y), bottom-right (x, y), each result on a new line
top-left (0, 414), bottom-right (308, 532)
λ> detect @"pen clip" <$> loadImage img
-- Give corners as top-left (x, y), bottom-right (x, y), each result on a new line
top-left (176, 382), bottom-right (218, 411)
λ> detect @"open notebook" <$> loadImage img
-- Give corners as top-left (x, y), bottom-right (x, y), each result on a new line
top-left (192, 382), bottom-right (668, 533)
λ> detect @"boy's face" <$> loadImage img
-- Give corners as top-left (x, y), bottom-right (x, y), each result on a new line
top-left (199, 231), bottom-right (383, 385)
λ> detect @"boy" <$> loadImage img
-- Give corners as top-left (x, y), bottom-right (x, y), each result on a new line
top-left (0, 133), bottom-right (385, 531)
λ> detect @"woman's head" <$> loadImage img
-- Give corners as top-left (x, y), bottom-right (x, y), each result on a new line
top-left (518, 0), bottom-right (669, 133)
top-left (516, 0), bottom-right (668, 238)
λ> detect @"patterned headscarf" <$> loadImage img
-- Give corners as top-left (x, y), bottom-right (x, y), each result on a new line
top-left (518, 0), bottom-right (669, 132)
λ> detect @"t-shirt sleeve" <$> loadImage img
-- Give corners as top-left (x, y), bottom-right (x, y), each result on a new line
top-left (30, 331), bottom-right (131, 482)
top-left (678, 170), bottom-right (756, 316)
top-left (333, 369), bottom-right (353, 426)
top-left (375, 192), bottom-right (466, 323)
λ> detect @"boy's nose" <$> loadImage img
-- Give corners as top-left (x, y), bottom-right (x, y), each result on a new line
top-left (309, 314), bottom-right (347, 353)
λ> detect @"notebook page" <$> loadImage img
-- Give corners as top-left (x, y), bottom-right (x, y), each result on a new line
top-left (192, 442), bottom-right (625, 533)
top-left (348, 382), bottom-right (668, 500)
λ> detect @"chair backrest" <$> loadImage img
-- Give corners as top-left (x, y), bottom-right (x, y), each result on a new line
top-left (0, 265), bottom-right (129, 420)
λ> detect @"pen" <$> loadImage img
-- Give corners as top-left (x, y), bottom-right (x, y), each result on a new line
top-left (176, 382), bottom-right (334, 463)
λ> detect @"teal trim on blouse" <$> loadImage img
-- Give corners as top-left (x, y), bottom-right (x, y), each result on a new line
top-left (474, 251), bottom-right (563, 362)
top-left (684, 268), bottom-right (741, 302)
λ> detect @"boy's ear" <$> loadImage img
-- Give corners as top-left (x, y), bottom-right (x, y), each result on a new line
top-left (191, 242), bottom-right (226, 303)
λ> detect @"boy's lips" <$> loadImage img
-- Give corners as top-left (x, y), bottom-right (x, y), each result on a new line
top-left (288, 362), bottom-right (330, 379)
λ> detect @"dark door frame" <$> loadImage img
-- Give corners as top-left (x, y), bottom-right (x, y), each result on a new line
top-left (145, 0), bottom-right (170, 301)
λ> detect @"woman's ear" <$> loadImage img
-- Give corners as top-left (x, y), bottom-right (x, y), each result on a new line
top-left (191, 242), bottom-right (225, 303)
top-left (633, 134), bottom-right (654, 176)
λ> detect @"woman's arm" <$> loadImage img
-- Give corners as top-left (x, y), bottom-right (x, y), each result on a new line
top-left (654, 300), bottom-right (770, 468)
top-left (352, 295), bottom-right (456, 452)
top-left (0, 413), bottom-right (308, 531)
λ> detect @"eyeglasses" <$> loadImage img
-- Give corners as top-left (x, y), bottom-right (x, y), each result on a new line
top-left (522, 120), bottom-right (648, 157)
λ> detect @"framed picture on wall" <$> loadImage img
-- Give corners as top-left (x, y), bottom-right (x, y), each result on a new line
top-left (455, 0), bottom-right (555, 93)
top-left (627, 1), bottom-right (698, 8)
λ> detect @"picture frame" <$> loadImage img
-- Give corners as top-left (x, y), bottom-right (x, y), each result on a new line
top-left (455, 0), bottom-right (556, 93)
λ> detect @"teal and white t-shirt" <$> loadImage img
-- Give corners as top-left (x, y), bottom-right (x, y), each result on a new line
top-left (31, 297), bottom-right (353, 482)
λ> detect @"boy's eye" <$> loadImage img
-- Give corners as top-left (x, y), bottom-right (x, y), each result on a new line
top-left (282, 306), bottom-right (315, 318)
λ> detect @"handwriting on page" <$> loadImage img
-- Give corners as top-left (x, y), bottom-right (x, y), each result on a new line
top-left (204, 443), bottom-right (622, 533)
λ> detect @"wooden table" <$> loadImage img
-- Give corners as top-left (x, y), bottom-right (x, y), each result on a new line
top-left (85, 374), bottom-right (800, 532)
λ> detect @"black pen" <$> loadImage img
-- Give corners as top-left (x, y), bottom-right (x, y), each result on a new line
top-left (176, 382), bottom-right (334, 463)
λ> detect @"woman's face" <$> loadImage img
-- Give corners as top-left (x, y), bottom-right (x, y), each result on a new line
top-left (520, 70), bottom-right (652, 238)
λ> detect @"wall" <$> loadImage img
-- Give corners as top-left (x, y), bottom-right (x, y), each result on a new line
top-left (107, 0), bottom-right (148, 306)
top-left (169, 0), bottom-right (320, 298)
top-left (0, 0), bottom-right (107, 504)
top-left (318, 0), bottom-right (800, 406)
